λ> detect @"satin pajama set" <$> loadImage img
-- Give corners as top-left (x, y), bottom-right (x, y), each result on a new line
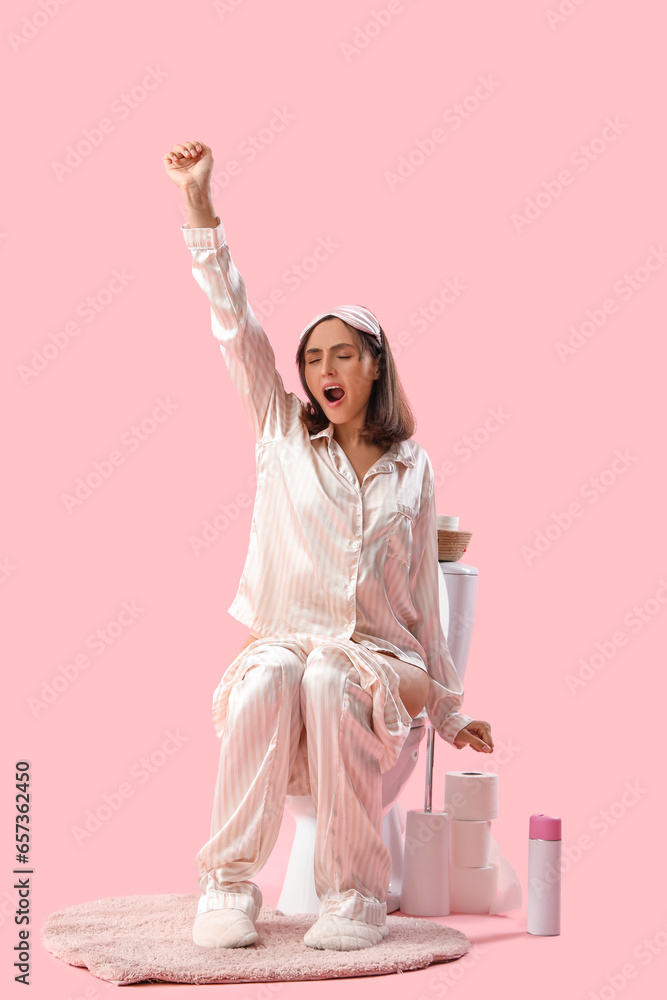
top-left (181, 217), bottom-right (474, 926)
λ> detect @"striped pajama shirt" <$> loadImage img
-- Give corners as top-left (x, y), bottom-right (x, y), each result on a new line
top-left (182, 217), bottom-right (475, 925)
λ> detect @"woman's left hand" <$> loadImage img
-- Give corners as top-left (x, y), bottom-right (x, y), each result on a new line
top-left (453, 720), bottom-right (494, 752)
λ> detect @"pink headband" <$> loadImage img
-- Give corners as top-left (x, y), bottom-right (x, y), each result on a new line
top-left (299, 305), bottom-right (382, 347)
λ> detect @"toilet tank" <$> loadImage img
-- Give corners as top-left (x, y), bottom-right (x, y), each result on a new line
top-left (438, 561), bottom-right (478, 683)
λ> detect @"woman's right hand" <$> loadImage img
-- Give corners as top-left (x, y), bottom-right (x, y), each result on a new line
top-left (453, 720), bottom-right (494, 752)
top-left (163, 140), bottom-right (214, 192)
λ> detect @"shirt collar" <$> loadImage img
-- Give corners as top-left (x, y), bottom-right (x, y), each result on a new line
top-left (310, 422), bottom-right (416, 468)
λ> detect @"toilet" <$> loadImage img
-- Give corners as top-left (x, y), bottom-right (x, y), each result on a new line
top-left (277, 559), bottom-right (479, 914)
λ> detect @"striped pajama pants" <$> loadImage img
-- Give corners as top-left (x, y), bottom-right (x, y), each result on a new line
top-left (195, 633), bottom-right (415, 927)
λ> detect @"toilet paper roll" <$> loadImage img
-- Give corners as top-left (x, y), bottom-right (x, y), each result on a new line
top-left (401, 810), bottom-right (450, 916)
top-left (436, 515), bottom-right (459, 532)
top-left (445, 771), bottom-right (498, 821)
top-left (450, 819), bottom-right (492, 868)
top-left (449, 864), bottom-right (498, 914)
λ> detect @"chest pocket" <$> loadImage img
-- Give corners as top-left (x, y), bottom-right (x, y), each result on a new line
top-left (387, 498), bottom-right (419, 569)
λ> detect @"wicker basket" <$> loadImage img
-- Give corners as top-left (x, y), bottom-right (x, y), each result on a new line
top-left (437, 529), bottom-right (472, 562)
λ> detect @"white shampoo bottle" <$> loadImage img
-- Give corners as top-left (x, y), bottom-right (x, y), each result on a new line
top-left (527, 813), bottom-right (561, 935)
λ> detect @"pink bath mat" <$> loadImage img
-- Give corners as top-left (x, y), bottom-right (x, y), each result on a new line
top-left (41, 893), bottom-right (472, 985)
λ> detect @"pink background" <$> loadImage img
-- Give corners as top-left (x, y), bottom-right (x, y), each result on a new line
top-left (3, 0), bottom-right (666, 995)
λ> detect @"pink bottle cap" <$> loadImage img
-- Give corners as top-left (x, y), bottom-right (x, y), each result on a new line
top-left (529, 813), bottom-right (561, 840)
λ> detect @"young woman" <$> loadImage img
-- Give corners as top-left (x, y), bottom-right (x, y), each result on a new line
top-left (163, 140), bottom-right (494, 952)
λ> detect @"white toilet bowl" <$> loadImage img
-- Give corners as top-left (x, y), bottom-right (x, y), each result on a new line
top-left (278, 715), bottom-right (427, 915)
top-left (277, 559), bottom-right (478, 915)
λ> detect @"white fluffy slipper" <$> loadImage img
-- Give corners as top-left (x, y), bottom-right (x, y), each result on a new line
top-left (192, 908), bottom-right (258, 948)
top-left (304, 913), bottom-right (389, 951)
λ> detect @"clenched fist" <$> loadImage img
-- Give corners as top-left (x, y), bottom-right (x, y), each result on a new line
top-left (163, 140), bottom-right (214, 192)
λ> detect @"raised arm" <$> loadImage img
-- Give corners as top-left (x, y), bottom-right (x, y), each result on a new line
top-left (164, 140), bottom-right (301, 443)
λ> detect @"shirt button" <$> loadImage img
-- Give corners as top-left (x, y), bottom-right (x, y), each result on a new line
top-left (351, 539), bottom-right (360, 549)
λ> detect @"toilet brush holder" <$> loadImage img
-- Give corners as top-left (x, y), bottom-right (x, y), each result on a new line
top-left (400, 726), bottom-right (451, 916)
top-left (400, 809), bottom-right (451, 915)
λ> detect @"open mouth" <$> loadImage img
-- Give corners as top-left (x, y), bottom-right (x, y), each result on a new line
top-left (323, 386), bottom-right (346, 404)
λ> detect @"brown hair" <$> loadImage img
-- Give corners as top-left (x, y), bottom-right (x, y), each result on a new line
top-left (295, 314), bottom-right (416, 449)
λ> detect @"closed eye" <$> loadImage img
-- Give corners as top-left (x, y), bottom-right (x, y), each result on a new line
top-left (307, 356), bottom-right (352, 364)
